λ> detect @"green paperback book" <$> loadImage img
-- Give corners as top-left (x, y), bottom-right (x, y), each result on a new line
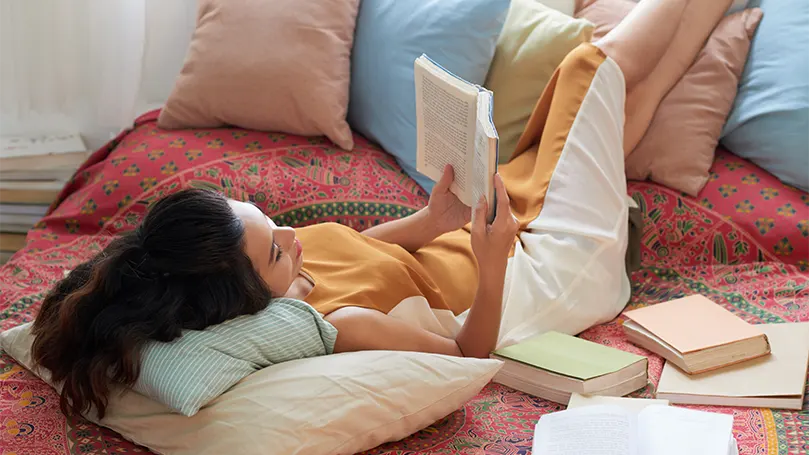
top-left (491, 331), bottom-right (648, 404)
top-left (494, 331), bottom-right (645, 379)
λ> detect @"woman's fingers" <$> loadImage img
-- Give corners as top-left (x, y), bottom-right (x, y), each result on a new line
top-left (472, 196), bottom-right (488, 234)
top-left (435, 165), bottom-right (454, 193)
top-left (493, 174), bottom-right (513, 226)
top-left (473, 174), bottom-right (515, 237)
top-left (496, 174), bottom-right (510, 212)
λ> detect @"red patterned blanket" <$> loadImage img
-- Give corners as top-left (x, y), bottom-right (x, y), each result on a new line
top-left (1, 111), bottom-right (807, 454)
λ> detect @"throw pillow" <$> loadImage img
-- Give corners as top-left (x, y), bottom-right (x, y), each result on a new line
top-left (133, 298), bottom-right (337, 416)
top-left (485, 0), bottom-right (594, 162)
top-left (577, 0), bottom-right (763, 196)
top-left (347, 0), bottom-right (511, 194)
top-left (7, 298), bottom-right (336, 417)
top-left (624, 0), bottom-right (751, 15)
top-left (536, 0), bottom-right (578, 16)
top-left (157, 0), bottom-right (358, 150)
top-left (1, 322), bottom-right (502, 455)
top-left (721, 0), bottom-right (809, 192)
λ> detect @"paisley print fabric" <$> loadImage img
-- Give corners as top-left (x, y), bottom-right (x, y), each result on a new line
top-left (663, 148), bottom-right (807, 271)
top-left (1, 111), bottom-right (807, 454)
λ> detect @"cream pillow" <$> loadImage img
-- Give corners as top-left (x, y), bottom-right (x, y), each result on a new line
top-left (537, 0), bottom-right (578, 16)
top-left (158, 0), bottom-right (357, 150)
top-left (1, 322), bottom-right (501, 455)
top-left (485, 0), bottom-right (594, 162)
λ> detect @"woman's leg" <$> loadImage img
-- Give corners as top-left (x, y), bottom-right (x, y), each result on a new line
top-left (592, 0), bottom-right (688, 91)
top-left (593, 0), bottom-right (735, 155)
top-left (492, 0), bottom-right (734, 347)
top-left (497, 43), bottom-right (631, 346)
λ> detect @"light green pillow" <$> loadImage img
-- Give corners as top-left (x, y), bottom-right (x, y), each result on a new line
top-left (4, 298), bottom-right (337, 417)
top-left (134, 297), bottom-right (337, 416)
top-left (485, 0), bottom-right (594, 162)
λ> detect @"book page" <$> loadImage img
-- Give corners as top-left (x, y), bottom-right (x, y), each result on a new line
top-left (567, 393), bottom-right (669, 413)
top-left (472, 97), bottom-right (489, 209)
top-left (472, 91), bottom-right (496, 221)
top-left (533, 405), bottom-right (636, 455)
top-left (728, 437), bottom-right (739, 455)
top-left (657, 322), bottom-right (809, 399)
top-left (637, 405), bottom-right (733, 455)
top-left (1, 133), bottom-right (86, 158)
top-left (415, 57), bottom-right (477, 206)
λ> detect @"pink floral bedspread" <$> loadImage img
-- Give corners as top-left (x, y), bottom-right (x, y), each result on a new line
top-left (1, 111), bottom-right (807, 454)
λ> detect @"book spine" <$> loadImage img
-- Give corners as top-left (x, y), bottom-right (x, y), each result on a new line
top-left (0, 189), bottom-right (59, 205)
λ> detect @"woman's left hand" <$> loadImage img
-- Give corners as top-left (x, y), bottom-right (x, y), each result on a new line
top-left (426, 165), bottom-right (472, 235)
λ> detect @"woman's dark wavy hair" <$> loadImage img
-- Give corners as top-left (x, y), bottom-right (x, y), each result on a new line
top-left (31, 188), bottom-right (272, 419)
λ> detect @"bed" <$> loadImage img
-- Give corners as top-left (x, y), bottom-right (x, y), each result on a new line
top-left (1, 110), bottom-right (807, 454)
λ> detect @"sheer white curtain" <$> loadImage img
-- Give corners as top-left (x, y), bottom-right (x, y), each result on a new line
top-left (0, 0), bottom-right (197, 151)
top-left (139, 0), bottom-right (197, 115)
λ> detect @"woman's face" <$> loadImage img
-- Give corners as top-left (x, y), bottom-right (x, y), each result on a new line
top-left (228, 200), bottom-right (303, 296)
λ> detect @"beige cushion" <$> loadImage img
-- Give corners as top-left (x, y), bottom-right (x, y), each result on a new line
top-left (1, 322), bottom-right (501, 455)
top-left (577, 0), bottom-right (763, 196)
top-left (536, 0), bottom-right (578, 16)
top-left (158, 0), bottom-right (357, 150)
top-left (486, 0), bottom-right (594, 162)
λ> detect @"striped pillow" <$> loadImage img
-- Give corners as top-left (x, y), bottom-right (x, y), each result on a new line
top-left (132, 298), bottom-right (337, 416)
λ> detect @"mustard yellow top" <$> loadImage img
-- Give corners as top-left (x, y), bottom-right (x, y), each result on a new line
top-left (297, 222), bottom-right (479, 316)
top-left (298, 44), bottom-right (618, 318)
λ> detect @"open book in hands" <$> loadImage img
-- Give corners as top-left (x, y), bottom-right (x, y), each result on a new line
top-left (533, 404), bottom-right (738, 455)
top-left (414, 54), bottom-right (498, 222)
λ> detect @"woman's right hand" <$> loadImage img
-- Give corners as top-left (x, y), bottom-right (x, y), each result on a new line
top-left (471, 174), bottom-right (519, 274)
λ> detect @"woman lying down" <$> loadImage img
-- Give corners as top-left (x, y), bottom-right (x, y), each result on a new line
top-left (31, 0), bottom-right (735, 420)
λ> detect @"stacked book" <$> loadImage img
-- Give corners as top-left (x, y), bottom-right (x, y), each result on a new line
top-left (489, 294), bottom-right (809, 412)
top-left (0, 133), bottom-right (88, 263)
top-left (623, 294), bottom-right (809, 410)
top-left (490, 331), bottom-right (648, 405)
top-left (501, 294), bottom-right (808, 453)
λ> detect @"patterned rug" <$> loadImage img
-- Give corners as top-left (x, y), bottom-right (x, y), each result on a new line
top-left (1, 113), bottom-right (807, 454)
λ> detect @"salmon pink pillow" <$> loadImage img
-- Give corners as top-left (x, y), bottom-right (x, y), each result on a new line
top-left (158, 0), bottom-right (358, 150)
top-left (576, 1), bottom-right (763, 196)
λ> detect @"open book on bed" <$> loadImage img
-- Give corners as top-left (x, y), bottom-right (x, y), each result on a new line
top-left (533, 404), bottom-right (739, 455)
top-left (414, 54), bottom-right (499, 222)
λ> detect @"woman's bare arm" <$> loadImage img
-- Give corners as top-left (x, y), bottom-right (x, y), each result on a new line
top-left (324, 306), bottom-right (463, 356)
top-left (325, 175), bottom-right (517, 359)
top-left (362, 166), bottom-right (471, 253)
top-left (361, 207), bottom-right (442, 253)
top-left (323, 273), bottom-right (505, 359)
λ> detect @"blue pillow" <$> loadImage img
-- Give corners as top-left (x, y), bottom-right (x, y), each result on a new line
top-left (348, 0), bottom-right (511, 193)
top-left (721, 0), bottom-right (809, 192)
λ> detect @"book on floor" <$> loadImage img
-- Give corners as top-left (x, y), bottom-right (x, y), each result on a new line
top-left (0, 250), bottom-right (14, 265)
top-left (0, 233), bottom-right (27, 252)
top-left (0, 180), bottom-right (64, 205)
top-left (623, 294), bottom-right (771, 374)
top-left (414, 54), bottom-right (498, 222)
top-left (0, 167), bottom-right (79, 182)
top-left (533, 404), bottom-right (738, 455)
top-left (657, 322), bottom-right (809, 410)
top-left (0, 203), bottom-right (49, 217)
top-left (0, 133), bottom-right (88, 173)
top-left (1, 133), bottom-right (85, 156)
top-left (0, 224), bottom-right (35, 234)
top-left (0, 213), bottom-right (43, 228)
top-left (567, 393), bottom-right (669, 412)
top-left (490, 331), bottom-right (648, 405)
top-left (0, 152), bottom-right (88, 174)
